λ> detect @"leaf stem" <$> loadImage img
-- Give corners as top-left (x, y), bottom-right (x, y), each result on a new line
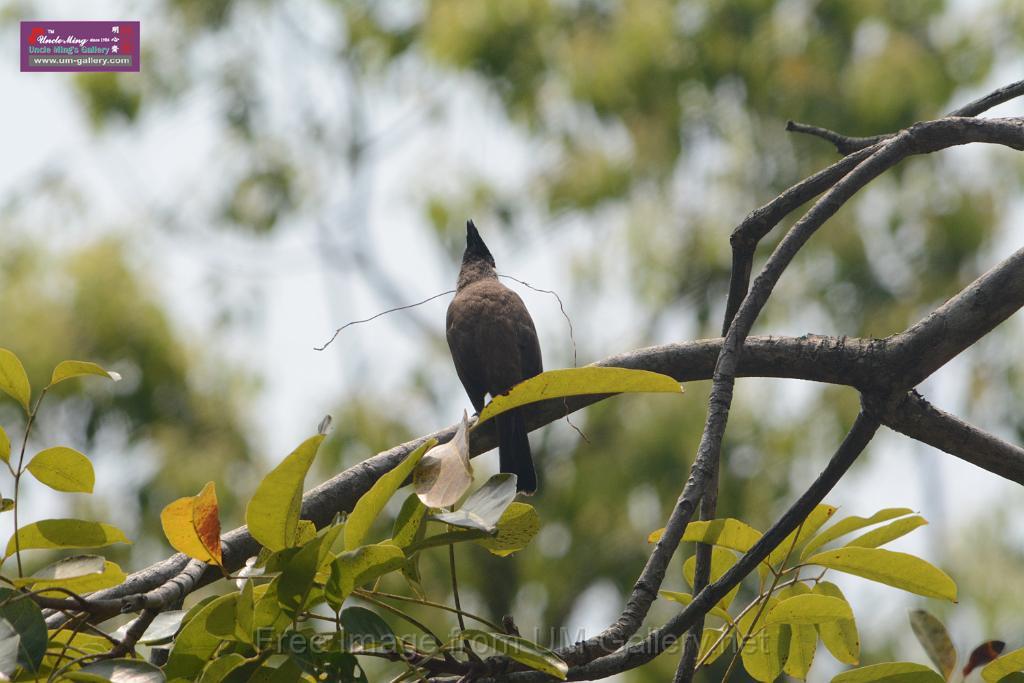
top-left (13, 387), bottom-right (48, 577)
top-left (721, 521), bottom-right (805, 682)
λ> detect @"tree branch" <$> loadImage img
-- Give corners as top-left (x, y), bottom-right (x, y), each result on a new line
top-left (881, 390), bottom-right (1024, 484)
top-left (489, 411), bottom-right (881, 681)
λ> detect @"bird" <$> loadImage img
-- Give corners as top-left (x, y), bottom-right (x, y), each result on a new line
top-left (446, 220), bottom-right (543, 493)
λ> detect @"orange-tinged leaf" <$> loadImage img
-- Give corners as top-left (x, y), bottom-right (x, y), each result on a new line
top-left (193, 482), bottom-right (222, 565)
top-left (161, 482), bottom-right (222, 565)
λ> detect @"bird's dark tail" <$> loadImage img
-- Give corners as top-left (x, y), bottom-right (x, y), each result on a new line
top-left (497, 409), bottom-right (537, 494)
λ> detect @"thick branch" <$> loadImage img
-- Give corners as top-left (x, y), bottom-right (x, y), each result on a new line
top-left (889, 245), bottom-right (1024, 388)
top-left (882, 390), bottom-right (1024, 484)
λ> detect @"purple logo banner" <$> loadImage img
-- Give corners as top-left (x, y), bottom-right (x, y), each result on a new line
top-left (21, 21), bottom-right (140, 72)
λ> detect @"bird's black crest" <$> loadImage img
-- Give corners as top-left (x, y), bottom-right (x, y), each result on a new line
top-left (464, 219), bottom-right (495, 267)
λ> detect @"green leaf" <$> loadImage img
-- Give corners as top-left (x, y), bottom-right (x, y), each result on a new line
top-left (462, 629), bottom-right (568, 679)
top-left (767, 594), bottom-right (854, 625)
top-left (0, 588), bottom-right (46, 674)
top-left (0, 618), bottom-right (17, 680)
top-left (475, 502), bottom-right (540, 556)
top-left (340, 606), bottom-right (396, 651)
top-left (405, 528), bottom-right (491, 554)
top-left (684, 547), bottom-right (739, 610)
top-left (983, 647), bottom-right (1024, 683)
top-left (66, 659), bottom-right (164, 682)
top-left (766, 504), bottom-right (837, 574)
top-left (801, 508), bottom-right (914, 560)
top-left (0, 349), bottom-right (31, 414)
top-left (832, 661), bottom-right (946, 682)
top-left (0, 425), bottom-right (9, 465)
top-left (432, 473), bottom-right (517, 533)
top-left (26, 446), bottom-right (95, 493)
top-left (682, 518), bottom-right (763, 553)
top-left (326, 542), bottom-right (406, 610)
top-left (165, 593), bottom-right (238, 681)
top-left (476, 367), bottom-right (682, 425)
top-left (197, 653), bottom-right (250, 682)
top-left (277, 530), bottom-right (334, 617)
top-left (813, 582), bottom-right (860, 665)
top-left (344, 439), bottom-right (435, 551)
top-left (5, 519), bottom-right (130, 557)
top-left (246, 434), bottom-right (324, 552)
top-left (252, 578), bottom-right (289, 639)
top-left (11, 555), bottom-right (125, 593)
top-left (658, 591), bottom-right (732, 622)
top-left (235, 579), bottom-right (255, 645)
top-left (846, 516), bottom-right (927, 549)
top-left (390, 494), bottom-right (427, 549)
top-left (908, 609), bottom-right (956, 680)
top-left (804, 547), bottom-right (957, 602)
top-left (204, 592), bottom-right (241, 643)
top-left (49, 360), bottom-right (122, 387)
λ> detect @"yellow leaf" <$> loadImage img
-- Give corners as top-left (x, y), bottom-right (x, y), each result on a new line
top-left (683, 518), bottom-right (763, 552)
top-left (699, 627), bottom-right (732, 666)
top-left (738, 596), bottom-right (787, 682)
top-left (983, 646), bottom-right (1024, 682)
top-left (764, 504), bottom-right (837, 577)
top-left (684, 547), bottom-right (739, 610)
top-left (804, 547), bottom-right (957, 602)
top-left (49, 360), bottom-right (121, 387)
top-left (26, 446), bottom-right (95, 493)
top-left (477, 367), bottom-right (682, 425)
top-left (0, 425), bottom-right (9, 465)
top-left (775, 583), bottom-right (815, 680)
top-left (0, 348), bottom-right (31, 414)
top-left (813, 581), bottom-right (859, 665)
top-left (766, 594), bottom-right (853, 625)
top-left (5, 519), bottom-right (130, 557)
top-left (13, 556), bottom-right (125, 594)
top-left (658, 591), bottom-right (732, 622)
top-left (800, 508), bottom-right (914, 560)
top-left (832, 662), bottom-right (945, 682)
top-left (845, 516), bottom-right (927, 549)
top-left (476, 503), bottom-right (540, 556)
top-left (160, 482), bottom-right (222, 565)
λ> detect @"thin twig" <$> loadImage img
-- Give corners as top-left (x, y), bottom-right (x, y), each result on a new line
top-left (358, 589), bottom-right (505, 633)
top-left (315, 290), bottom-right (455, 351)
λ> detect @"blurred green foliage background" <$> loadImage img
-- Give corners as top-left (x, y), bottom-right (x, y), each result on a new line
top-left (3, 0), bottom-right (1024, 679)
